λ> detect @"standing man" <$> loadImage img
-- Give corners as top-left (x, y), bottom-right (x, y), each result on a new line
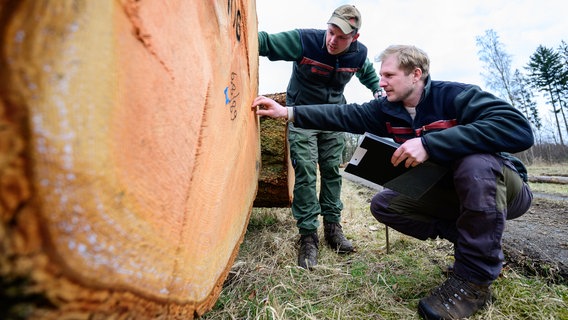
top-left (252, 45), bottom-right (534, 319)
top-left (258, 5), bottom-right (381, 269)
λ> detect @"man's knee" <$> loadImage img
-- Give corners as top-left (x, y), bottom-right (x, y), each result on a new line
top-left (370, 192), bottom-right (385, 220)
top-left (453, 154), bottom-right (504, 210)
top-left (318, 163), bottom-right (341, 177)
top-left (370, 191), bottom-right (397, 223)
top-left (453, 154), bottom-right (500, 179)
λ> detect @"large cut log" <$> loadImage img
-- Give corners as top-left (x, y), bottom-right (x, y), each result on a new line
top-left (0, 0), bottom-right (259, 318)
top-left (253, 92), bottom-right (293, 207)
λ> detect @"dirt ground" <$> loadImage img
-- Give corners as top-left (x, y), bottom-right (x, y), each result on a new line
top-left (502, 194), bottom-right (568, 282)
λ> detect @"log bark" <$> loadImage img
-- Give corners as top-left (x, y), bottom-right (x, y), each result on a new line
top-left (528, 175), bottom-right (568, 185)
top-left (0, 0), bottom-right (259, 318)
top-left (253, 92), bottom-right (293, 207)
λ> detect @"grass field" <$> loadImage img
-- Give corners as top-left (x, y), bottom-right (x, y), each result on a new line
top-left (202, 164), bottom-right (568, 319)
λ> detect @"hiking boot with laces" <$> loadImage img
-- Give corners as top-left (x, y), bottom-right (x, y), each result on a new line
top-left (323, 221), bottom-right (354, 253)
top-left (298, 233), bottom-right (318, 269)
top-left (418, 274), bottom-right (491, 319)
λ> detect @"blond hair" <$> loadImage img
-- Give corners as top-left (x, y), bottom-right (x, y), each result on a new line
top-left (377, 45), bottom-right (430, 79)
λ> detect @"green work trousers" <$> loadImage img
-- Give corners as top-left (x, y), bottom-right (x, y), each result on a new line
top-left (288, 123), bottom-right (345, 235)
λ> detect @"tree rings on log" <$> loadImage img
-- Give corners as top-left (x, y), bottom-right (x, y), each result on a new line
top-left (0, 0), bottom-right (259, 318)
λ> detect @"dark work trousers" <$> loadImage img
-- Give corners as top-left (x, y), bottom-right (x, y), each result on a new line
top-left (288, 123), bottom-right (345, 235)
top-left (370, 153), bottom-right (533, 285)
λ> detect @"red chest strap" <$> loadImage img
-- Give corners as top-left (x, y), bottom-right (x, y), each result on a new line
top-left (415, 119), bottom-right (458, 136)
top-left (386, 119), bottom-right (458, 137)
top-left (386, 122), bottom-right (413, 135)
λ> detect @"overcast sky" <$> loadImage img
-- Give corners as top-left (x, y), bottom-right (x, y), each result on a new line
top-left (256, 0), bottom-right (567, 107)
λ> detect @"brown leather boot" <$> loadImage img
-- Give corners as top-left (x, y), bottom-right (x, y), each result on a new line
top-left (298, 233), bottom-right (318, 269)
top-left (323, 222), bottom-right (354, 253)
top-left (418, 274), bottom-right (491, 319)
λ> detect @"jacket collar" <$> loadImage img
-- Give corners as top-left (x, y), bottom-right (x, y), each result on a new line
top-left (381, 75), bottom-right (432, 121)
top-left (422, 75), bottom-right (432, 100)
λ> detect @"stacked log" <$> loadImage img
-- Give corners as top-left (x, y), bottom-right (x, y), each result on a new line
top-left (528, 175), bottom-right (568, 185)
top-left (254, 92), bottom-right (293, 207)
top-left (0, 0), bottom-right (259, 318)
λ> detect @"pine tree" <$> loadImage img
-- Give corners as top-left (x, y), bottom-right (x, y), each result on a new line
top-left (526, 45), bottom-right (568, 145)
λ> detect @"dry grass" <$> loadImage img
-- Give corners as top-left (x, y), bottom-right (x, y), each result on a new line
top-left (527, 161), bottom-right (568, 177)
top-left (529, 182), bottom-right (568, 196)
top-left (203, 171), bottom-right (568, 319)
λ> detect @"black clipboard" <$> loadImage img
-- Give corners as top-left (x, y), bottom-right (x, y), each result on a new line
top-left (344, 132), bottom-right (448, 199)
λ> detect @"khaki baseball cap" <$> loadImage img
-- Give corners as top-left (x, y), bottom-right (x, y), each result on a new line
top-left (327, 5), bottom-right (361, 34)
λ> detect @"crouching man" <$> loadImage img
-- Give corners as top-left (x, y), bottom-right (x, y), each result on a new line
top-left (252, 44), bottom-right (533, 319)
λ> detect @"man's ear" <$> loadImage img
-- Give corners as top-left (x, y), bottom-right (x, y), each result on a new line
top-left (352, 33), bottom-right (360, 42)
top-left (413, 67), bottom-right (423, 81)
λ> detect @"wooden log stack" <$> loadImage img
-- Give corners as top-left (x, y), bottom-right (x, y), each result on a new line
top-left (528, 175), bottom-right (568, 185)
top-left (0, 0), bottom-right (259, 318)
top-left (253, 92), bottom-right (293, 207)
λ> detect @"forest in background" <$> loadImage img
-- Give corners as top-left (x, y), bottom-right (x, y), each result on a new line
top-left (475, 30), bottom-right (568, 163)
